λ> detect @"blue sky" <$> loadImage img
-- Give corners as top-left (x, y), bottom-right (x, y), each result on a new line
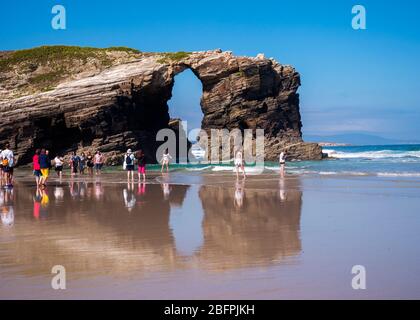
top-left (1, 0), bottom-right (419, 140)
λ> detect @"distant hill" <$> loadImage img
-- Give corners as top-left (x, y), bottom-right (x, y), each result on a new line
top-left (304, 133), bottom-right (420, 146)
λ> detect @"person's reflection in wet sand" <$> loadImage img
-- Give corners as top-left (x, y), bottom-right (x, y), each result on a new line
top-left (79, 181), bottom-right (87, 198)
top-left (123, 181), bottom-right (136, 212)
top-left (54, 186), bottom-right (64, 203)
top-left (33, 187), bottom-right (42, 219)
top-left (39, 188), bottom-right (49, 218)
top-left (137, 182), bottom-right (146, 207)
top-left (1, 187), bottom-right (14, 227)
top-left (160, 175), bottom-right (172, 200)
top-left (234, 179), bottom-right (245, 209)
top-left (94, 181), bottom-right (104, 200)
top-left (137, 182), bottom-right (146, 196)
top-left (69, 180), bottom-right (79, 199)
top-left (279, 176), bottom-right (287, 201)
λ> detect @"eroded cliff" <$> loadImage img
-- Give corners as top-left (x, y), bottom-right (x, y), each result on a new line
top-left (0, 46), bottom-right (323, 164)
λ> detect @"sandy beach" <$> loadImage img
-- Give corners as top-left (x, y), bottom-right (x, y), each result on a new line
top-left (1, 169), bottom-right (419, 299)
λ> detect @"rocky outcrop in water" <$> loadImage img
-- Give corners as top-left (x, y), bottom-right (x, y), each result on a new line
top-left (0, 47), bottom-right (323, 164)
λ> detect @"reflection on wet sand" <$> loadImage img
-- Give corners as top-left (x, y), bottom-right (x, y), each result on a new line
top-left (0, 175), bottom-right (302, 279)
top-left (196, 177), bottom-right (302, 271)
top-left (0, 188), bottom-right (14, 227)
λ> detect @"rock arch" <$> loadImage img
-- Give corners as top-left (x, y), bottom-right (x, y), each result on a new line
top-left (0, 50), bottom-right (323, 165)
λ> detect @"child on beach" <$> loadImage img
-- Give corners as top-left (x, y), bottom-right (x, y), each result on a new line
top-left (136, 150), bottom-right (147, 182)
top-left (32, 149), bottom-right (42, 186)
top-left (234, 150), bottom-right (246, 179)
top-left (160, 149), bottom-right (172, 173)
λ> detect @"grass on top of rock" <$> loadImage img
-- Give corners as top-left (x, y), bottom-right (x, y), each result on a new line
top-left (0, 45), bottom-right (142, 96)
top-left (0, 45), bottom-right (141, 72)
top-left (157, 51), bottom-right (191, 64)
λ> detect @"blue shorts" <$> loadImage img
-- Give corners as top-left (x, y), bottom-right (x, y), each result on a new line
top-left (34, 170), bottom-right (42, 177)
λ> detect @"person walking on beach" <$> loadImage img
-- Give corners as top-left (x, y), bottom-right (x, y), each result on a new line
top-left (86, 152), bottom-right (94, 175)
top-left (94, 151), bottom-right (104, 175)
top-left (136, 150), bottom-right (147, 182)
top-left (54, 155), bottom-right (64, 178)
top-left (79, 152), bottom-right (86, 175)
top-left (123, 149), bottom-right (135, 181)
top-left (234, 149), bottom-right (246, 179)
top-left (160, 149), bottom-right (172, 173)
top-left (1, 144), bottom-right (15, 187)
top-left (279, 151), bottom-right (286, 178)
top-left (70, 152), bottom-right (80, 176)
top-left (32, 149), bottom-right (42, 187)
top-left (39, 149), bottom-right (50, 187)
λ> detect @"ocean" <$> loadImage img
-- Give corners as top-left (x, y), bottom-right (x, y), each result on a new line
top-left (142, 144), bottom-right (420, 177)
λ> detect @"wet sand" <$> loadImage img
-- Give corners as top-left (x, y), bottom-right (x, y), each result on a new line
top-left (1, 170), bottom-right (420, 299)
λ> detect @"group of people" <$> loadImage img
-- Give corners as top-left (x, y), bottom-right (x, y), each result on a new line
top-left (233, 149), bottom-right (287, 179)
top-left (32, 149), bottom-right (106, 187)
top-left (123, 148), bottom-right (174, 181)
top-left (123, 149), bottom-right (148, 182)
top-left (1, 143), bottom-right (288, 189)
top-left (68, 151), bottom-right (105, 176)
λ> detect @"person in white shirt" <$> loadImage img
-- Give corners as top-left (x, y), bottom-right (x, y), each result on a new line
top-left (160, 149), bottom-right (172, 173)
top-left (123, 149), bottom-right (135, 181)
top-left (234, 150), bottom-right (246, 179)
top-left (54, 155), bottom-right (64, 178)
top-left (1, 144), bottom-right (14, 186)
top-left (279, 151), bottom-right (286, 178)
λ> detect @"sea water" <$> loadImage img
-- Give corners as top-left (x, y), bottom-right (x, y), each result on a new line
top-left (144, 144), bottom-right (420, 177)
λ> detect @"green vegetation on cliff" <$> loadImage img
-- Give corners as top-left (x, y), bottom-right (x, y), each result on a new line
top-left (0, 46), bottom-right (194, 98)
top-left (157, 51), bottom-right (191, 64)
top-left (0, 46), bottom-right (141, 72)
top-left (0, 45), bottom-right (142, 96)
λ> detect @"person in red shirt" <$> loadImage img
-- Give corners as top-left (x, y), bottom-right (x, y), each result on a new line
top-left (32, 149), bottom-right (42, 187)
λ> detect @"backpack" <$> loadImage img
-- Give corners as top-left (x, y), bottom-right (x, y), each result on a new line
top-left (125, 154), bottom-right (132, 165)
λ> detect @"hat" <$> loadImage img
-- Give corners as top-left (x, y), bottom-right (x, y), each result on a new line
top-left (127, 149), bottom-right (132, 153)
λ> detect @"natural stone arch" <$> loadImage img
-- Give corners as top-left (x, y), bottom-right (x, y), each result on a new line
top-left (0, 49), bottom-right (323, 165)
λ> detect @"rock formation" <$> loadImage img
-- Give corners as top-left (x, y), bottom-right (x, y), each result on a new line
top-left (0, 46), bottom-right (323, 164)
